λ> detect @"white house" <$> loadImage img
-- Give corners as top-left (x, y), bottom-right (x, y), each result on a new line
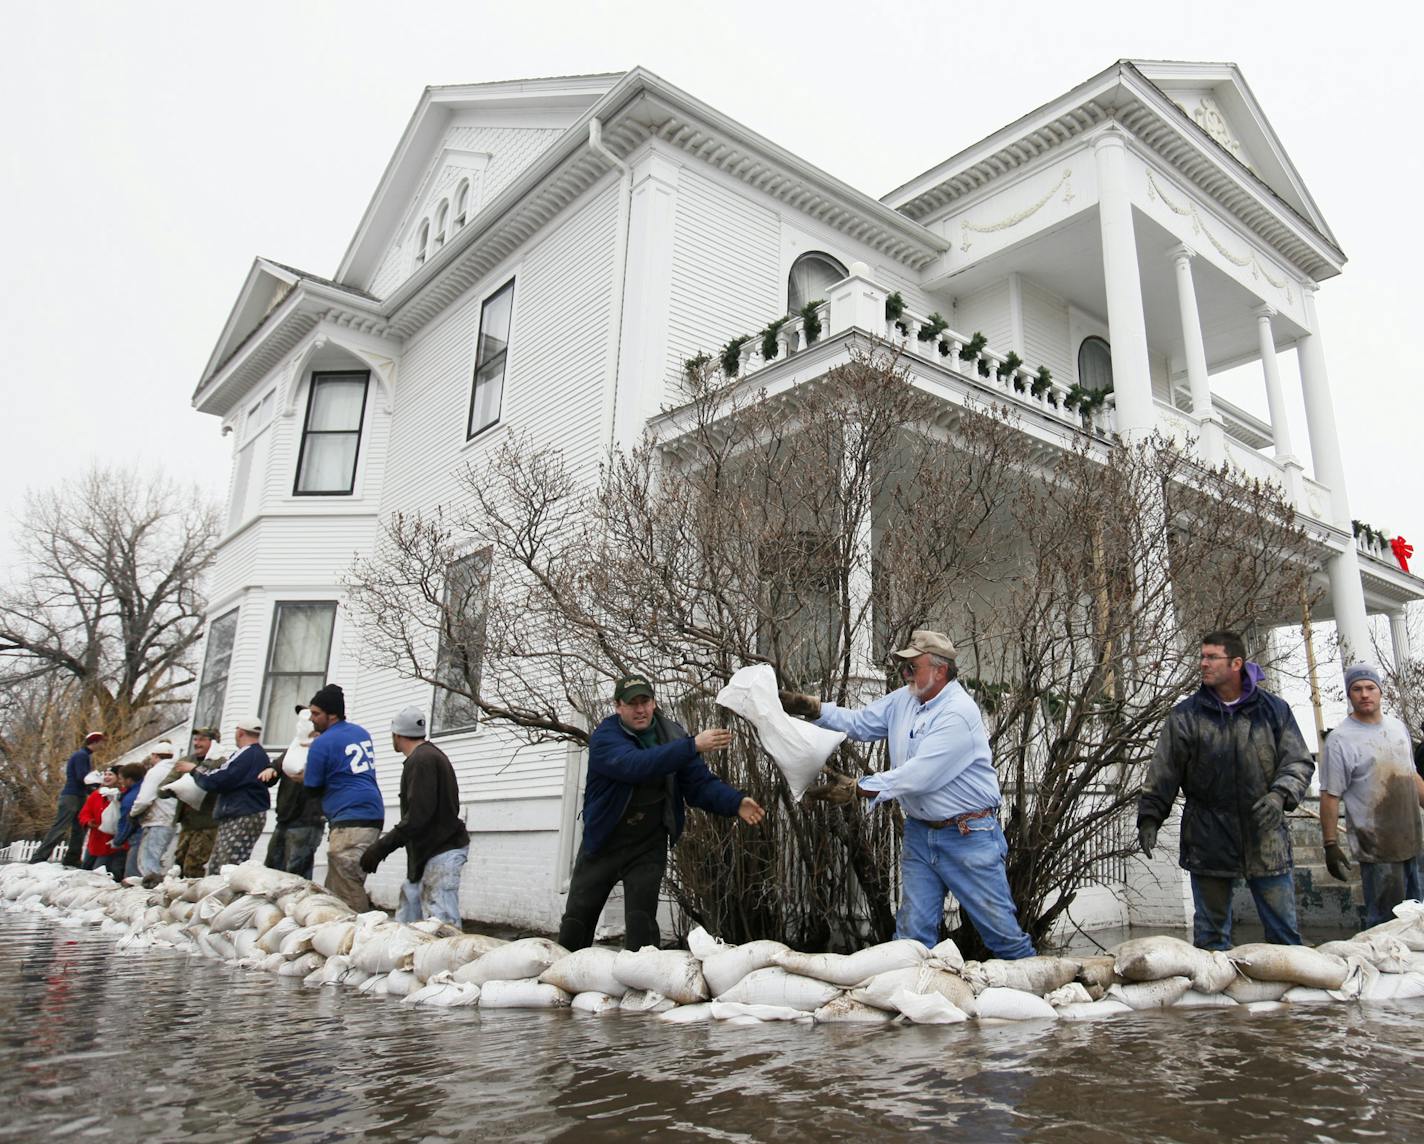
top-left (189, 61), bottom-right (1423, 936)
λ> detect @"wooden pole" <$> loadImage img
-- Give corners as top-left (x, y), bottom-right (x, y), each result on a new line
top-left (1301, 587), bottom-right (1326, 742)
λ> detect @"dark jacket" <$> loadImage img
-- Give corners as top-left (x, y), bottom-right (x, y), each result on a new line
top-left (271, 770), bottom-right (325, 829)
top-left (60, 747), bottom-right (93, 798)
top-left (113, 782), bottom-right (143, 849)
top-left (193, 743), bottom-right (273, 821)
top-left (580, 711), bottom-right (745, 859)
top-left (363, 741), bottom-right (468, 881)
top-left (1139, 670), bottom-right (1314, 878)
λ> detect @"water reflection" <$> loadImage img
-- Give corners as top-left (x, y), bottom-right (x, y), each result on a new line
top-left (3, 914), bottom-right (1423, 1143)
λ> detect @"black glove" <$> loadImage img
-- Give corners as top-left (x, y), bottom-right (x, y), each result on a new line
top-left (802, 769), bottom-right (858, 806)
top-left (1252, 791), bottom-right (1286, 832)
top-left (779, 690), bottom-right (821, 719)
top-left (358, 842), bottom-right (387, 875)
top-left (1138, 820), bottom-right (1159, 858)
top-left (1324, 842), bottom-right (1352, 882)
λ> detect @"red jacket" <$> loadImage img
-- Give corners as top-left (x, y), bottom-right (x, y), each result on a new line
top-left (78, 789), bottom-right (119, 857)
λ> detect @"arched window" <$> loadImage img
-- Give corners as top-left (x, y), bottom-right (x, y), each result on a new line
top-left (788, 251), bottom-right (848, 314)
top-left (453, 180), bottom-right (470, 229)
top-left (434, 201), bottom-right (449, 250)
top-left (415, 220), bottom-right (430, 267)
top-left (1078, 336), bottom-right (1113, 392)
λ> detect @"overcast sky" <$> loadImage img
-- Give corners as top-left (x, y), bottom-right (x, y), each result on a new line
top-left (4, 0), bottom-right (1421, 588)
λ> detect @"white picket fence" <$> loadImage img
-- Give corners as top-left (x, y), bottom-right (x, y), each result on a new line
top-left (0, 840), bottom-right (65, 864)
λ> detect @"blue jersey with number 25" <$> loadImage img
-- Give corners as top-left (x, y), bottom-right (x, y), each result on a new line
top-left (304, 720), bottom-right (385, 823)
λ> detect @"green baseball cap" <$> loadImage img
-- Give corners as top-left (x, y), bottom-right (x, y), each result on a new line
top-left (613, 675), bottom-right (655, 702)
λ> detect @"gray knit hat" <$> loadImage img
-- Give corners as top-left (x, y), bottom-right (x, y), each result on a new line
top-left (391, 705), bottom-right (428, 739)
top-left (1343, 663), bottom-right (1383, 693)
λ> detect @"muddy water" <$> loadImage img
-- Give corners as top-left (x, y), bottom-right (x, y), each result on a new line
top-left (4, 915), bottom-right (1423, 1143)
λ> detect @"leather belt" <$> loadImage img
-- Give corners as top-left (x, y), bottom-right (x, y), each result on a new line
top-left (917, 807), bottom-right (996, 835)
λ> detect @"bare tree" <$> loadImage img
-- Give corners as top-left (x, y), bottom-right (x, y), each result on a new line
top-left (346, 347), bottom-right (1317, 951)
top-left (0, 466), bottom-right (220, 822)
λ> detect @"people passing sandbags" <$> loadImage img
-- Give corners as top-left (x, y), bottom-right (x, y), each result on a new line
top-left (715, 664), bottom-right (846, 799)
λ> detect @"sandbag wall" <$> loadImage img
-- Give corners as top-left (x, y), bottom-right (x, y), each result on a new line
top-left (4, 861), bottom-right (1424, 1024)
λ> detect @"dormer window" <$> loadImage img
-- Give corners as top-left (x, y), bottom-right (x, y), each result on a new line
top-left (415, 220), bottom-right (430, 267)
top-left (453, 180), bottom-right (470, 229)
top-left (434, 201), bottom-right (449, 250)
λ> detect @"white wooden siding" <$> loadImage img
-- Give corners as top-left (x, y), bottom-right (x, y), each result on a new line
top-left (954, 279), bottom-right (1012, 353)
top-left (1021, 279), bottom-right (1071, 383)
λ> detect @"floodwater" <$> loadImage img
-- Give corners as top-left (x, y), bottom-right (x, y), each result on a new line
top-left (4, 915), bottom-right (1424, 1144)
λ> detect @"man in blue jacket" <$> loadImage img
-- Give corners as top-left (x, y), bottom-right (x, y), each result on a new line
top-left (304, 683), bottom-right (384, 911)
top-left (1138, 630), bottom-right (1315, 950)
top-left (174, 715), bottom-right (272, 874)
top-left (31, 730), bottom-right (106, 865)
top-left (557, 674), bottom-right (764, 952)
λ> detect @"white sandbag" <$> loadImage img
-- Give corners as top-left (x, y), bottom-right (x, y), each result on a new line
top-left (1056, 999), bottom-right (1133, 1021)
top-left (165, 773), bottom-right (209, 811)
top-left (539, 947), bottom-right (624, 997)
top-left (287, 892), bottom-right (357, 928)
top-left (350, 923), bottom-right (435, 974)
top-left (383, 969), bottom-right (420, 998)
top-left (889, 989), bottom-right (970, 1024)
top-left (225, 862), bottom-right (311, 898)
top-left (258, 917), bottom-right (299, 955)
top-left (280, 925), bottom-right (320, 958)
top-left (713, 967), bottom-right (841, 1012)
top-left (658, 1002), bottom-right (715, 1023)
top-left (700, 940), bottom-right (790, 998)
top-left (1229, 943), bottom-right (1348, 990)
top-left (478, 979), bottom-right (573, 1009)
top-left (250, 902), bottom-right (286, 938)
top-left (411, 933), bottom-right (507, 983)
top-left (1044, 983), bottom-right (1094, 1008)
top-left (1360, 970), bottom-right (1424, 1002)
top-left (813, 996), bottom-right (896, 1024)
top-left (358, 974), bottom-right (390, 996)
top-left (714, 664), bottom-right (846, 799)
top-left (282, 710), bottom-right (316, 778)
top-left (851, 964), bottom-right (977, 1016)
top-left (195, 891), bottom-right (235, 923)
top-left (307, 954), bottom-right (353, 986)
top-left (403, 975), bottom-right (481, 1008)
top-left (709, 1001), bottom-right (813, 1022)
top-left (572, 991), bottom-right (623, 1015)
top-left (686, 927), bottom-right (724, 961)
top-left (1112, 936), bottom-right (1236, 994)
top-left (974, 987), bottom-right (1057, 1021)
top-left (1356, 900), bottom-right (1424, 951)
top-left (965, 956), bottom-right (1078, 996)
top-left (619, 988), bottom-right (676, 1013)
top-left (232, 928), bottom-right (263, 961)
top-left (1317, 936), bottom-right (1415, 974)
top-left (256, 951), bottom-right (287, 973)
top-left (614, 948), bottom-right (709, 1004)
top-left (1245, 1001), bottom-right (1290, 1014)
top-left (1174, 989), bottom-right (1240, 1009)
top-left (1224, 977), bottom-right (1291, 1003)
top-left (277, 952), bottom-right (323, 977)
top-left (1281, 986), bottom-right (1337, 1003)
top-left (929, 938), bottom-right (964, 971)
top-left (311, 922), bottom-right (356, 959)
top-left (454, 938), bottom-right (567, 986)
top-left (1106, 977), bottom-right (1191, 1010)
top-left (775, 940), bottom-right (928, 988)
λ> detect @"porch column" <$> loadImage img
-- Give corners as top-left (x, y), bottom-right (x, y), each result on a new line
top-left (1166, 245), bottom-right (1223, 462)
top-left (1389, 610), bottom-right (1411, 670)
top-left (1093, 131), bottom-right (1155, 438)
top-left (1296, 285), bottom-right (1370, 659)
top-left (1254, 306), bottom-right (1305, 505)
top-left (841, 421), bottom-right (878, 683)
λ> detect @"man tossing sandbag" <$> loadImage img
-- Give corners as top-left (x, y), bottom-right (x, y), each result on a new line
top-left (557, 673), bottom-right (766, 952)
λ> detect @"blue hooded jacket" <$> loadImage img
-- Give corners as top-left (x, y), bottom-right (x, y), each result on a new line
top-left (193, 742), bottom-right (273, 821)
top-left (113, 782), bottom-right (144, 849)
top-left (580, 711), bottom-right (745, 859)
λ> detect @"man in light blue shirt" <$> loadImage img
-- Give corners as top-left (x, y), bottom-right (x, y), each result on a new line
top-left (782, 629), bottom-right (1034, 960)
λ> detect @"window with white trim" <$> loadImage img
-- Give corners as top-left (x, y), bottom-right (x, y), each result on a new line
top-left (434, 201), bottom-right (449, 250)
top-left (191, 609), bottom-right (239, 736)
top-left (468, 280), bottom-right (514, 438)
top-left (432, 550), bottom-right (491, 735)
top-left (1078, 336), bottom-right (1113, 393)
top-left (788, 252), bottom-right (848, 314)
top-left (259, 602), bottom-right (337, 745)
top-left (294, 370), bottom-right (370, 496)
top-left (415, 220), bottom-right (430, 267)
top-left (453, 180), bottom-right (470, 229)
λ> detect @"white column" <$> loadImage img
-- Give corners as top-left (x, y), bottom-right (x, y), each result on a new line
top-left (1253, 305), bottom-right (1304, 504)
top-left (1389, 611), bottom-right (1411, 670)
top-left (840, 421), bottom-right (878, 683)
top-left (1093, 131), bottom-right (1155, 437)
top-left (1296, 285), bottom-right (1370, 659)
top-left (1166, 245), bottom-right (1223, 462)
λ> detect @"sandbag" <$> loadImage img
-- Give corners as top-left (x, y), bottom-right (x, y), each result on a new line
top-left (974, 987), bottom-right (1057, 1021)
top-left (350, 923), bottom-right (436, 974)
top-left (358, 974), bottom-right (390, 996)
top-left (478, 979), bottom-right (572, 1008)
top-left (813, 996), bottom-right (896, 1024)
top-left (1174, 989), bottom-right (1239, 1009)
top-left (1224, 977), bottom-right (1291, 1003)
top-left (714, 664), bottom-right (846, 799)
top-left (709, 1001), bottom-right (813, 1022)
top-left (850, 965), bottom-right (977, 1016)
top-left (1056, 999), bottom-right (1133, 1021)
top-left (381, 969), bottom-right (421, 998)
top-left (166, 773), bottom-right (209, 811)
top-left (280, 925), bottom-right (320, 958)
top-left (277, 952), bottom-right (323, 978)
top-left (540, 947), bottom-right (624, 997)
top-left (1075, 956), bottom-right (1117, 997)
top-left (1044, 983), bottom-right (1094, 1008)
top-left (257, 951), bottom-right (288, 973)
top-left (1317, 936), bottom-right (1414, 974)
top-left (776, 940), bottom-right (928, 988)
top-left (225, 862), bottom-right (311, 898)
top-left (619, 989), bottom-right (676, 1014)
top-left (686, 927), bottom-right (724, 961)
top-left (232, 928), bottom-right (263, 961)
top-left (1106, 977), bottom-right (1191, 1010)
top-left (403, 975), bottom-right (481, 1008)
top-left (614, 948), bottom-right (709, 1004)
top-left (700, 940), bottom-right (790, 998)
top-left (964, 956), bottom-right (1077, 996)
top-left (572, 991), bottom-right (623, 1015)
top-left (714, 967), bottom-right (841, 1012)
top-left (311, 922), bottom-right (356, 959)
top-left (1229, 943), bottom-right (1348, 990)
top-left (1113, 936), bottom-right (1236, 994)
top-left (658, 1002), bottom-right (714, 1023)
top-left (288, 894), bottom-right (357, 928)
top-left (454, 938), bottom-right (568, 987)
top-left (890, 989), bottom-right (970, 1024)
top-left (1359, 970), bottom-right (1424, 1002)
top-left (929, 938), bottom-right (964, 971)
top-left (282, 710), bottom-right (316, 778)
top-left (412, 933), bottom-right (508, 983)
top-left (1281, 986), bottom-right (1337, 1003)
top-left (1354, 901), bottom-right (1424, 952)
top-left (258, 917), bottom-right (299, 955)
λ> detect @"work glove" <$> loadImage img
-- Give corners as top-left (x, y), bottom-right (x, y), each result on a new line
top-left (358, 843), bottom-right (386, 875)
top-left (778, 690), bottom-right (822, 719)
top-left (1324, 842), bottom-right (1353, 882)
top-left (1251, 791), bottom-right (1286, 832)
top-left (802, 769), bottom-right (859, 806)
top-left (1137, 820), bottom-right (1159, 858)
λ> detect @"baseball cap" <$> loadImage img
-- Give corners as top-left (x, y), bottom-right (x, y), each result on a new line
top-left (234, 715), bottom-right (263, 735)
top-left (391, 706), bottom-right (428, 738)
top-left (613, 675), bottom-right (655, 703)
top-left (892, 629), bottom-right (958, 660)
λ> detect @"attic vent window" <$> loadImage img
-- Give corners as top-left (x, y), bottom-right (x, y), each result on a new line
top-left (434, 201), bottom-right (449, 250)
top-left (415, 220), bottom-right (430, 268)
top-left (453, 180), bottom-right (470, 229)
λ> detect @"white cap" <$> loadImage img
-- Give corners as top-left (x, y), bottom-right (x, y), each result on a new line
top-left (152, 741), bottom-right (175, 758)
top-left (234, 715), bottom-right (263, 735)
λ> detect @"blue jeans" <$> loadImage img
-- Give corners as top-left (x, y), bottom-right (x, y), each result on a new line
top-left (138, 824), bottom-right (176, 877)
top-left (897, 816), bottom-right (1035, 959)
top-left (265, 823), bottom-right (324, 880)
top-left (1359, 859), bottom-right (1422, 929)
top-left (396, 847), bottom-right (468, 926)
top-left (1190, 872), bottom-right (1301, 949)
top-left (124, 833), bottom-right (143, 879)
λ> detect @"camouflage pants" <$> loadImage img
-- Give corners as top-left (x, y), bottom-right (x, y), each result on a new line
top-left (207, 813), bottom-right (266, 875)
top-left (175, 828), bottom-right (217, 879)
